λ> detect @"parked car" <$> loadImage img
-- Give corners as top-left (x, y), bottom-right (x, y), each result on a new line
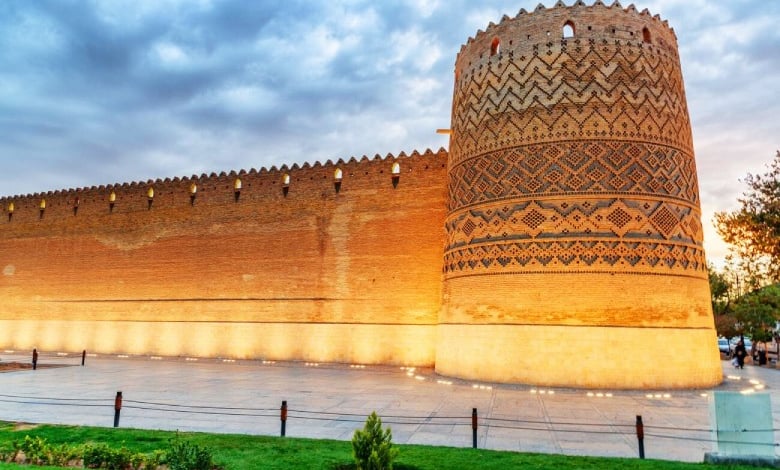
top-left (718, 338), bottom-right (730, 355)
top-left (729, 337), bottom-right (752, 354)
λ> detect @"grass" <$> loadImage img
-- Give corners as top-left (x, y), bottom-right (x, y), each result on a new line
top-left (0, 421), bottom-right (768, 469)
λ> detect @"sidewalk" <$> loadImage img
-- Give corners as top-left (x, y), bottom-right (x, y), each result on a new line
top-left (0, 352), bottom-right (777, 462)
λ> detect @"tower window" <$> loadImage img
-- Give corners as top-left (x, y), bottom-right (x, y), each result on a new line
top-left (642, 27), bottom-right (651, 43)
top-left (490, 37), bottom-right (500, 56)
top-left (563, 21), bottom-right (575, 38)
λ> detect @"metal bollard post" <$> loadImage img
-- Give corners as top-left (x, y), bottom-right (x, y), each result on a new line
top-left (280, 400), bottom-right (288, 437)
top-left (636, 415), bottom-right (645, 459)
top-left (32, 349), bottom-right (38, 370)
top-left (114, 391), bottom-right (123, 428)
top-left (82, 350), bottom-right (86, 366)
top-left (472, 408), bottom-right (478, 449)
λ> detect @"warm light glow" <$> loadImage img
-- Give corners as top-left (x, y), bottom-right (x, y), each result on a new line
top-left (741, 389), bottom-right (756, 395)
top-left (39, 199), bottom-right (46, 209)
top-left (189, 183), bottom-right (197, 194)
top-left (391, 162), bottom-right (401, 175)
top-left (282, 174), bottom-right (290, 186)
top-left (334, 168), bottom-right (343, 181)
top-left (749, 379), bottom-right (760, 385)
top-left (147, 187), bottom-right (154, 198)
top-left (436, 129), bottom-right (452, 135)
top-left (7, 202), bottom-right (13, 213)
top-left (234, 178), bottom-right (242, 190)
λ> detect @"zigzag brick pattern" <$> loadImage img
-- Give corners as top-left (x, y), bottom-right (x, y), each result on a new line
top-left (437, 1), bottom-right (721, 388)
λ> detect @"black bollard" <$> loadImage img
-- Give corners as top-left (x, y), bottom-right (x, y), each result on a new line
top-left (81, 350), bottom-right (86, 366)
top-left (32, 348), bottom-right (38, 370)
top-left (472, 408), bottom-right (478, 449)
top-left (636, 415), bottom-right (645, 459)
top-left (280, 400), bottom-right (288, 437)
top-left (114, 391), bottom-right (123, 428)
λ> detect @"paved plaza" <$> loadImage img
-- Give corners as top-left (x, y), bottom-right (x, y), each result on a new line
top-left (0, 351), bottom-right (778, 463)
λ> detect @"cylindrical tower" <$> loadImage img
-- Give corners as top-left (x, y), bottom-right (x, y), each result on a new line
top-left (437, 1), bottom-right (721, 388)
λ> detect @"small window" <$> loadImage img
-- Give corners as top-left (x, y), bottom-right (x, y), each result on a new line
top-left (334, 168), bottom-right (343, 181)
top-left (490, 37), bottom-right (500, 56)
top-left (39, 199), bottom-right (46, 210)
top-left (147, 187), bottom-right (154, 199)
top-left (642, 27), bottom-right (651, 43)
top-left (563, 21), bottom-right (575, 38)
top-left (7, 202), bottom-right (14, 213)
top-left (109, 191), bottom-right (117, 203)
top-left (391, 162), bottom-right (401, 175)
top-left (234, 178), bottom-right (242, 190)
top-left (282, 174), bottom-right (290, 186)
top-left (189, 183), bottom-right (198, 205)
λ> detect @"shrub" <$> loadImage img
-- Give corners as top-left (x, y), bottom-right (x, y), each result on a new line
top-left (166, 437), bottom-right (215, 470)
top-left (81, 442), bottom-right (137, 470)
top-left (352, 412), bottom-right (398, 470)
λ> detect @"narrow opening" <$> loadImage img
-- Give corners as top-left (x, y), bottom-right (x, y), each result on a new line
top-left (563, 21), bottom-right (575, 38)
top-left (7, 202), bottom-right (13, 222)
top-left (73, 197), bottom-right (79, 216)
top-left (391, 162), bottom-right (401, 188)
top-left (490, 37), bottom-right (500, 56)
top-left (109, 191), bottom-right (116, 213)
top-left (234, 178), bottom-right (242, 202)
top-left (147, 188), bottom-right (154, 210)
top-left (39, 199), bottom-right (46, 219)
top-left (282, 174), bottom-right (290, 186)
top-left (642, 27), bottom-right (651, 43)
top-left (190, 183), bottom-right (197, 205)
top-left (334, 168), bottom-right (343, 194)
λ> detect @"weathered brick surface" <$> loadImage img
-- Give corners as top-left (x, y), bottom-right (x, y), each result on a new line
top-left (0, 152), bottom-right (447, 365)
top-left (438, 2), bottom-right (721, 387)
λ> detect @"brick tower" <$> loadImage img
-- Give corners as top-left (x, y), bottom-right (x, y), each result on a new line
top-left (437, 1), bottom-right (722, 388)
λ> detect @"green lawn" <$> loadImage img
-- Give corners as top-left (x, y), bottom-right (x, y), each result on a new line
top-left (0, 421), bottom-right (767, 469)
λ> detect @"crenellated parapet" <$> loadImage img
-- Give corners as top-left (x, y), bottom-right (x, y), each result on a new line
top-left (0, 148), bottom-right (447, 224)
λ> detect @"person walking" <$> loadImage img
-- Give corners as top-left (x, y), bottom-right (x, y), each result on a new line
top-left (734, 340), bottom-right (747, 369)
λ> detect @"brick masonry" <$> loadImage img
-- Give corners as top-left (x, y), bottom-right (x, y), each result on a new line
top-left (0, 2), bottom-right (722, 388)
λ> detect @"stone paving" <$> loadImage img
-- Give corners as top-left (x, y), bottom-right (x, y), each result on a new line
top-left (0, 351), bottom-right (778, 462)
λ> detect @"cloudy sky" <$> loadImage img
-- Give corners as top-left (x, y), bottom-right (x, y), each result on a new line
top-left (1, 0), bottom-right (778, 264)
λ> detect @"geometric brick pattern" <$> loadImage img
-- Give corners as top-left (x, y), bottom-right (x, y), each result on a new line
top-left (448, 141), bottom-right (699, 212)
top-left (445, 8), bottom-right (706, 281)
top-left (449, 37), bottom-right (693, 168)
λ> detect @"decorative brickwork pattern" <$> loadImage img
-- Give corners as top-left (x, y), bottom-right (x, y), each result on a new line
top-left (438, 2), bottom-right (721, 388)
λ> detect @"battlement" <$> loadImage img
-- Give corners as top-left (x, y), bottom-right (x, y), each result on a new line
top-left (0, 148), bottom-right (448, 222)
top-left (456, 1), bottom-right (677, 77)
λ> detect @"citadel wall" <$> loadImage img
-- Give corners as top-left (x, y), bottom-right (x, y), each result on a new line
top-left (0, 150), bottom-right (448, 365)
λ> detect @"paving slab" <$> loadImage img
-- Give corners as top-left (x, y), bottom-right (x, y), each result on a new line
top-left (0, 352), bottom-right (778, 462)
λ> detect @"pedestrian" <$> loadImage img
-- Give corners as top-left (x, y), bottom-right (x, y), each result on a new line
top-left (734, 340), bottom-right (747, 369)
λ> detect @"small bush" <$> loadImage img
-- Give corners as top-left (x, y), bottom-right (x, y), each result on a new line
top-left (167, 436), bottom-right (215, 470)
top-left (81, 442), bottom-right (139, 470)
top-left (352, 412), bottom-right (398, 470)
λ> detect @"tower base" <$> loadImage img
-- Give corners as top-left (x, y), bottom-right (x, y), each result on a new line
top-left (435, 324), bottom-right (722, 389)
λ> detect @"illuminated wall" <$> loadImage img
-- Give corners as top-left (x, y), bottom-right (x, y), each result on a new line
top-left (0, 2), bottom-right (722, 389)
top-left (0, 151), bottom-right (448, 366)
top-left (437, 2), bottom-right (722, 388)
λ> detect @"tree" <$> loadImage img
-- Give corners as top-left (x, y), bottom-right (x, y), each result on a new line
top-left (715, 151), bottom-right (780, 285)
top-left (708, 262), bottom-right (732, 314)
top-left (352, 412), bottom-right (398, 470)
top-left (733, 284), bottom-right (780, 343)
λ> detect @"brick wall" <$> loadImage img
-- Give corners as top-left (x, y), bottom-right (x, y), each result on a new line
top-left (0, 150), bottom-right (448, 365)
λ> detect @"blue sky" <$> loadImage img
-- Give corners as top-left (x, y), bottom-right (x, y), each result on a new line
top-left (1, 0), bottom-right (778, 265)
